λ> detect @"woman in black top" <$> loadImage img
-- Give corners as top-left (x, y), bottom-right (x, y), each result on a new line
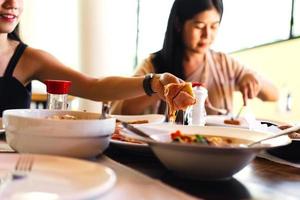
top-left (0, 0), bottom-right (195, 116)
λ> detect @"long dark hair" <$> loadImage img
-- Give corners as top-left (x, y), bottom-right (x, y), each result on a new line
top-left (152, 0), bottom-right (223, 79)
top-left (8, 25), bottom-right (21, 41)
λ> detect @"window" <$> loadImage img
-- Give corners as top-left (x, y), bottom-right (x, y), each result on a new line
top-left (137, 0), bottom-right (297, 62)
top-left (137, 0), bottom-right (174, 62)
top-left (293, 0), bottom-right (300, 36)
top-left (212, 0), bottom-right (293, 52)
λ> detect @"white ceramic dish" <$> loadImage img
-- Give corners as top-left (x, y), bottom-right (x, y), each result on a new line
top-left (3, 109), bottom-right (115, 137)
top-left (6, 133), bottom-right (110, 158)
top-left (3, 109), bottom-right (116, 158)
top-left (137, 124), bottom-right (291, 180)
top-left (0, 154), bottom-right (116, 200)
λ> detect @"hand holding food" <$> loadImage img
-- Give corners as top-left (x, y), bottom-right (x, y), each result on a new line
top-left (149, 73), bottom-right (181, 100)
top-left (164, 82), bottom-right (196, 122)
top-left (239, 73), bottom-right (261, 106)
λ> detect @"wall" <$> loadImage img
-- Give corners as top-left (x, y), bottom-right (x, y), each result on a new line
top-left (20, 0), bottom-right (137, 111)
top-left (231, 38), bottom-right (300, 123)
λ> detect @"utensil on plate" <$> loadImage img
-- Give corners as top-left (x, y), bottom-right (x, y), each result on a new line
top-left (12, 155), bottom-right (34, 180)
top-left (119, 120), bottom-right (155, 141)
top-left (0, 155), bottom-right (33, 189)
top-left (248, 125), bottom-right (300, 147)
top-left (234, 105), bottom-right (244, 119)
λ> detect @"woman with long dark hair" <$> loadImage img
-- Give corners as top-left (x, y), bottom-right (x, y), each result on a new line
top-left (112, 0), bottom-right (278, 115)
top-left (0, 0), bottom-right (195, 116)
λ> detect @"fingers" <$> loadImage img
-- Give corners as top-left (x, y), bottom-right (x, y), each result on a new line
top-left (151, 73), bottom-right (181, 101)
top-left (278, 125), bottom-right (292, 130)
top-left (239, 73), bottom-right (261, 106)
top-left (173, 91), bottom-right (196, 110)
top-left (242, 87), bottom-right (248, 106)
top-left (159, 73), bottom-right (180, 85)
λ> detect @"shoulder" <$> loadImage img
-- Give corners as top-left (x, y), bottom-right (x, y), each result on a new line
top-left (22, 46), bottom-right (65, 70)
top-left (24, 47), bottom-right (60, 63)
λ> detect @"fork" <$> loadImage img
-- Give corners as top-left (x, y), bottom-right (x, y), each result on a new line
top-left (0, 155), bottom-right (34, 194)
top-left (1, 155), bottom-right (33, 182)
top-left (11, 155), bottom-right (34, 180)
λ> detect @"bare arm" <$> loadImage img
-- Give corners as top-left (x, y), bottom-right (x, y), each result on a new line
top-left (257, 77), bottom-right (279, 101)
top-left (26, 48), bottom-right (180, 101)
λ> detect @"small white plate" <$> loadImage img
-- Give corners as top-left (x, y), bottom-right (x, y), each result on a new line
top-left (110, 114), bottom-right (165, 124)
top-left (205, 115), bottom-right (249, 128)
top-left (0, 154), bottom-right (116, 200)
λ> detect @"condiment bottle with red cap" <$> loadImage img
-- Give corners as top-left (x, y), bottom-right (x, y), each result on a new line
top-left (44, 80), bottom-right (71, 110)
top-left (185, 82), bottom-right (208, 126)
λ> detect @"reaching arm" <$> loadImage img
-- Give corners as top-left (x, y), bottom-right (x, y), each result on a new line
top-left (26, 48), bottom-right (180, 101)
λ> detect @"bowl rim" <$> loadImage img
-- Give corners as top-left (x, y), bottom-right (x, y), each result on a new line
top-left (138, 124), bottom-right (292, 150)
top-left (3, 109), bottom-right (104, 121)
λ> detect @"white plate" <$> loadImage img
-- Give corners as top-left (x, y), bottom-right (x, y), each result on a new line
top-left (205, 115), bottom-right (249, 128)
top-left (0, 154), bottom-right (116, 200)
top-left (110, 114), bottom-right (165, 124)
top-left (109, 114), bottom-right (165, 153)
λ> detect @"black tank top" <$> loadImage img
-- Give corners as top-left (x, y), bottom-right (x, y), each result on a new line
top-left (0, 43), bottom-right (31, 117)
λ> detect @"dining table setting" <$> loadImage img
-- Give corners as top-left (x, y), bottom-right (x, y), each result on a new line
top-left (0, 107), bottom-right (300, 200)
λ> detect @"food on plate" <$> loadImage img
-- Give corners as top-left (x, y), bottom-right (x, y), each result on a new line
top-left (111, 127), bottom-right (145, 144)
top-left (170, 130), bottom-right (251, 147)
top-left (164, 82), bottom-right (196, 122)
top-left (224, 118), bottom-right (241, 125)
top-left (111, 120), bottom-right (148, 144)
top-left (47, 114), bottom-right (77, 120)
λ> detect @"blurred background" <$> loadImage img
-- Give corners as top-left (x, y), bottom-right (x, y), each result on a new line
top-left (19, 0), bottom-right (300, 122)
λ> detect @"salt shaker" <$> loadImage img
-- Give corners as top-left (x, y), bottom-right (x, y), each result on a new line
top-left (44, 80), bottom-right (71, 110)
top-left (185, 82), bottom-right (208, 126)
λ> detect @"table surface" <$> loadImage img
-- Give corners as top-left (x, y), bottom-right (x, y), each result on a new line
top-left (105, 146), bottom-right (300, 200)
top-left (1, 132), bottom-right (299, 200)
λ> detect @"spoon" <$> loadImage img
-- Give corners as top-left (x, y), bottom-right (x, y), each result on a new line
top-left (234, 105), bottom-right (244, 120)
top-left (248, 125), bottom-right (300, 147)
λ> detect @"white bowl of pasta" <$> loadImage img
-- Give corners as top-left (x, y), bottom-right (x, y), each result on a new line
top-left (3, 109), bottom-right (116, 158)
top-left (136, 124), bottom-right (291, 180)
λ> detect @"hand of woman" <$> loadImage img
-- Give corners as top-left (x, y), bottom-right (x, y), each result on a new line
top-left (278, 125), bottom-right (300, 139)
top-left (239, 73), bottom-right (261, 106)
top-left (151, 73), bottom-right (182, 100)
